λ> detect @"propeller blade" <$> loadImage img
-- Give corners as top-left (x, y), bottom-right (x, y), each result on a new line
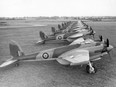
top-left (99, 35), bottom-right (103, 41)
top-left (106, 38), bottom-right (109, 47)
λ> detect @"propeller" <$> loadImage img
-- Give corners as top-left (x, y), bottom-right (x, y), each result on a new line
top-left (102, 38), bottom-right (114, 59)
top-left (99, 35), bottom-right (103, 42)
top-left (106, 38), bottom-right (109, 47)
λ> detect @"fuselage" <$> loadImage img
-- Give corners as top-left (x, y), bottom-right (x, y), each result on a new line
top-left (18, 38), bottom-right (106, 66)
top-left (35, 42), bottom-right (104, 63)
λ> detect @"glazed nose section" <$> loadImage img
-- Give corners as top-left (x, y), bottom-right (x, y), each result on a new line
top-left (107, 45), bottom-right (113, 51)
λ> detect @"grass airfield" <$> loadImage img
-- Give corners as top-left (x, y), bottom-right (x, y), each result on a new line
top-left (0, 20), bottom-right (116, 87)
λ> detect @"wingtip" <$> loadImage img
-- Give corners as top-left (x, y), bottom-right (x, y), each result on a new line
top-left (10, 40), bottom-right (17, 45)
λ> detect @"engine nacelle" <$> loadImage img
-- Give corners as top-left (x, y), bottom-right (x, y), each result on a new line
top-left (56, 58), bottom-right (70, 65)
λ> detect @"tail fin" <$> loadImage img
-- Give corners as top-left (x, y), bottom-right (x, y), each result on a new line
top-left (9, 40), bottom-right (25, 58)
top-left (51, 27), bottom-right (56, 35)
top-left (0, 40), bottom-right (25, 68)
top-left (58, 24), bottom-right (61, 30)
top-left (39, 31), bottom-right (47, 40)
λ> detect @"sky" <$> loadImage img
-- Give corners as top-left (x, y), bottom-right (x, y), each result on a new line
top-left (0, 0), bottom-right (116, 17)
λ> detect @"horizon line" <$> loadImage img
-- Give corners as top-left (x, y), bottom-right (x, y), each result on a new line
top-left (0, 16), bottom-right (116, 18)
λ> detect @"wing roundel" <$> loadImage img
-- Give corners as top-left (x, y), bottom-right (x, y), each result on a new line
top-left (42, 52), bottom-right (49, 59)
top-left (56, 34), bottom-right (64, 40)
top-left (36, 49), bottom-right (55, 60)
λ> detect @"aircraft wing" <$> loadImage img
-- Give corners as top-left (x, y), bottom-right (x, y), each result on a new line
top-left (81, 38), bottom-right (95, 44)
top-left (68, 33), bottom-right (83, 39)
top-left (0, 59), bottom-right (18, 68)
top-left (69, 38), bottom-right (85, 45)
top-left (59, 49), bottom-right (90, 66)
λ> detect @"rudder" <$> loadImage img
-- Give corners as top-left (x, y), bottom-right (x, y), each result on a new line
top-left (51, 27), bottom-right (56, 35)
top-left (39, 31), bottom-right (47, 40)
top-left (9, 40), bottom-right (25, 58)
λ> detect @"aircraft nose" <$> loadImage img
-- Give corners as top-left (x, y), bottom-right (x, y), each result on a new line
top-left (108, 45), bottom-right (113, 51)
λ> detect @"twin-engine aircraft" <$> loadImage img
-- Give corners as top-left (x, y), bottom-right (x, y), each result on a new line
top-left (36, 20), bottom-right (95, 44)
top-left (0, 38), bottom-right (114, 74)
top-left (51, 20), bottom-right (88, 36)
top-left (50, 21), bottom-right (75, 36)
top-left (36, 27), bottom-right (95, 44)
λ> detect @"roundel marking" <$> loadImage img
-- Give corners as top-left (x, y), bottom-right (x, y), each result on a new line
top-left (42, 52), bottom-right (49, 59)
top-left (58, 36), bottom-right (62, 40)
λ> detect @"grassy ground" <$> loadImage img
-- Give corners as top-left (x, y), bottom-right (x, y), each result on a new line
top-left (0, 20), bottom-right (116, 87)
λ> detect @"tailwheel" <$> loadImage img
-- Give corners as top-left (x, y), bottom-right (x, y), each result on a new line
top-left (86, 63), bottom-right (97, 74)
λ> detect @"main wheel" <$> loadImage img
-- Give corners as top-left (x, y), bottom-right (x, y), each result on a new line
top-left (86, 65), bottom-right (97, 74)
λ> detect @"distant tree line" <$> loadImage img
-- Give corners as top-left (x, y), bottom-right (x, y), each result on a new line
top-left (0, 16), bottom-right (116, 21)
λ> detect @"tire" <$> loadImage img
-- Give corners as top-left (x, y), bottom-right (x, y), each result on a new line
top-left (86, 65), bottom-right (97, 74)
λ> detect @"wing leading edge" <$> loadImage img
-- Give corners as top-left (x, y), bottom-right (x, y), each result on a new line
top-left (59, 49), bottom-right (90, 66)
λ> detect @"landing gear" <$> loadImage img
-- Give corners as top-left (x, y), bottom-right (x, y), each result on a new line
top-left (86, 62), bottom-right (97, 74)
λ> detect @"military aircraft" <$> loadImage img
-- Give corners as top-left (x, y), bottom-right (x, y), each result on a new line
top-left (0, 38), bottom-right (114, 74)
top-left (70, 35), bottom-right (103, 45)
top-left (42, 22), bottom-right (71, 37)
top-left (76, 20), bottom-right (88, 29)
top-left (48, 20), bottom-right (90, 38)
top-left (36, 26), bottom-right (95, 44)
top-left (51, 21), bottom-right (75, 36)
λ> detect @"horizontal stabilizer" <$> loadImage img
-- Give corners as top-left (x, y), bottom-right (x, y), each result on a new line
top-left (0, 59), bottom-right (17, 68)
